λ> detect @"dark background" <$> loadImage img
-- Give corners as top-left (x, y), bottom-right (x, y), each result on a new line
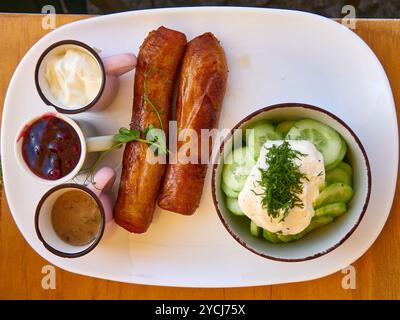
top-left (0, 0), bottom-right (399, 18)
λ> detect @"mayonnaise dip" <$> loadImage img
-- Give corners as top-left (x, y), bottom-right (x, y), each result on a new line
top-left (238, 140), bottom-right (325, 235)
top-left (45, 47), bottom-right (102, 109)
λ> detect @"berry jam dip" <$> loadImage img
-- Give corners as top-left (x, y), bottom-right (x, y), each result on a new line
top-left (20, 115), bottom-right (81, 180)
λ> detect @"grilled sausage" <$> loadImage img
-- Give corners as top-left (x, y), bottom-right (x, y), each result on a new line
top-left (114, 27), bottom-right (187, 233)
top-left (158, 33), bottom-right (228, 215)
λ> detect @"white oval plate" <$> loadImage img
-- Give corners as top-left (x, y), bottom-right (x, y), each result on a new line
top-left (1, 7), bottom-right (397, 287)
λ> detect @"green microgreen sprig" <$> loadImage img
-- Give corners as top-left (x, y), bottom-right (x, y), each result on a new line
top-left (143, 75), bottom-right (164, 132)
top-left (84, 125), bottom-right (168, 184)
top-left (83, 73), bottom-right (167, 184)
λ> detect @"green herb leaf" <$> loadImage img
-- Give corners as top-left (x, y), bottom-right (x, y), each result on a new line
top-left (144, 125), bottom-right (167, 155)
top-left (113, 134), bottom-right (129, 143)
top-left (119, 127), bottom-right (132, 135)
top-left (114, 128), bottom-right (141, 143)
top-left (144, 124), bottom-right (155, 137)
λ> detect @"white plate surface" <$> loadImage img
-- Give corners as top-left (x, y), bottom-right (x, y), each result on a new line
top-left (1, 7), bottom-right (397, 287)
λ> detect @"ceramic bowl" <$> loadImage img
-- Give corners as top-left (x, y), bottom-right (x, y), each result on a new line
top-left (211, 103), bottom-right (371, 262)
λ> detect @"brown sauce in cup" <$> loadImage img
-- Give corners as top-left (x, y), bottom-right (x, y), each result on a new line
top-left (51, 190), bottom-right (101, 246)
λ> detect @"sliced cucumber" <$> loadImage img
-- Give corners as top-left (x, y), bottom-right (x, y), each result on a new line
top-left (246, 121), bottom-right (283, 159)
top-left (319, 181), bottom-right (327, 192)
top-left (261, 212), bottom-right (337, 242)
top-left (311, 215), bottom-right (335, 228)
top-left (315, 202), bottom-right (347, 218)
top-left (222, 147), bottom-right (255, 192)
top-left (292, 226), bottom-right (314, 240)
top-left (277, 233), bottom-right (294, 243)
top-left (260, 212), bottom-right (339, 242)
top-left (222, 181), bottom-right (240, 198)
top-left (326, 167), bottom-right (352, 186)
top-left (293, 215), bottom-right (334, 240)
top-left (325, 139), bottom-right (347, 171)
top-left (226, 197), bottom-right (245, 216)
top-left (336, 162), bottom-right (353, 177)
top-left (250, 221), bottom-right (261, 237)
top-left (313, 183), bottom-right (353, 208)
top-left (286, 119), bottom-right (346, 169)
top-left (262, 229), bottom-right (280, 243)
top-left (276, 120), bottom-right (296, 136)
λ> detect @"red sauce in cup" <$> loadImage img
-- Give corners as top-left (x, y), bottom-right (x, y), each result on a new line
top-left (21, 115), bottom-right (81, 180)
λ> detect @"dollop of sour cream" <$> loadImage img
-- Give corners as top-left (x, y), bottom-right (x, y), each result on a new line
top-left (238, 140), bottom-right (325, 235)
top-left (45, 48), bottom-right (102, 109)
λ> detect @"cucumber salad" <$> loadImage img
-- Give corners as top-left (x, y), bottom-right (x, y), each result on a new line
top-left (221, 119), bottom-right (354, 243)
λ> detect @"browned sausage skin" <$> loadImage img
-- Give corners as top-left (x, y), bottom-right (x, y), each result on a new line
top-left (114, 27), bottom-right (187, 233)
top-left (158, 32), bottom-right (228, 215)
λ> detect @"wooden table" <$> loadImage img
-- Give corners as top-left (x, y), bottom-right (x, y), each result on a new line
top-left (0, 14), bottom-right (399, 300)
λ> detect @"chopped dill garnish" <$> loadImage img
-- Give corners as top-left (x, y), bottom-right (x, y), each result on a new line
top-left (256, 141), bottom-right (308, 220)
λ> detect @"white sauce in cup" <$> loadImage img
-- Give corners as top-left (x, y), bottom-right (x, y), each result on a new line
top-left (45, 47), bottom-right (102, 109)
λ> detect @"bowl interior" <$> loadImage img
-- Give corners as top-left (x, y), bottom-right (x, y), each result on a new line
top-left (213, 104), bottom-right (370, 262)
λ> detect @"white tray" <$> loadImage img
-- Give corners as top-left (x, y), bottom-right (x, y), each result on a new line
top-left (1, 7), bottom-right (397, 287)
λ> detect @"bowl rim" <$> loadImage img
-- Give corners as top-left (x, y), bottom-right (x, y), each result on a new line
top-left (211, 103), bottom-right (372, 262)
